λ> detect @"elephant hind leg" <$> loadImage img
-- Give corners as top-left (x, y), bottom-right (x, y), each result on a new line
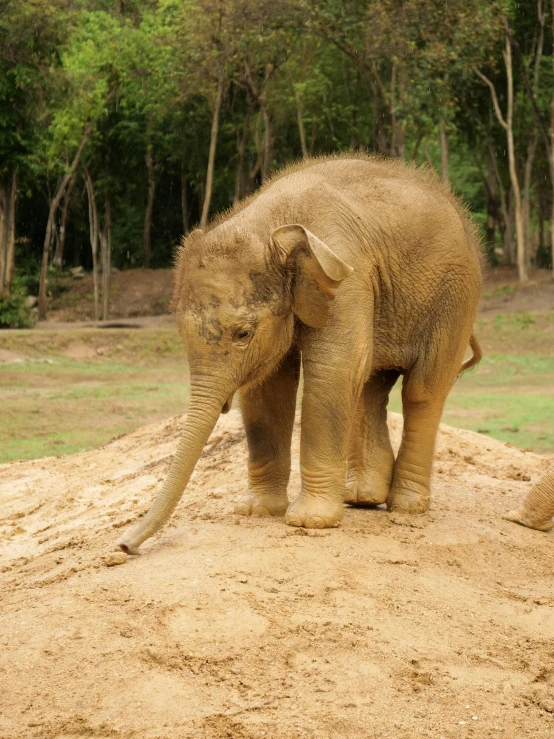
top-left (387, 344), bottom-right (464, 514)
top-left (345, 370), bottom-right (400, 507)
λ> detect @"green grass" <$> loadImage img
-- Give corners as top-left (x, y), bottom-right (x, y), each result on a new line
top-left (482, 284), bottom-right (516, 299)
top-left (473, 311), bottom-right (554, 355)
top-left (0, 331), bottom-right (190, 463)
top-left (389, 354), bottom-right (554, 454)
top-left (1, 319), bottom-right (553, 464)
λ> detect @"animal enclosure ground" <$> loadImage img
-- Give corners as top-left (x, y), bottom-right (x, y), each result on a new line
top-left (1, 268), bottom-right (554, 737)
top-left (1, 411), bottom-right (553, 739)
top-left (0, 329), bottom-right (190, 463)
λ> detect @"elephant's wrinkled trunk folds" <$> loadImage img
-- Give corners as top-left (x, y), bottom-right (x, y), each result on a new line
top-left (117, 382), bottom-right (229, 554)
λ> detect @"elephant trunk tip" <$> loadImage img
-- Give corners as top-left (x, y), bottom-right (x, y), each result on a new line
top-left (117, 539), bottom-right (140, 555)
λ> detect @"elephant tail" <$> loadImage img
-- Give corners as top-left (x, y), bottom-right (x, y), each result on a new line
top-left (460, 333), bottom-right (482, 372)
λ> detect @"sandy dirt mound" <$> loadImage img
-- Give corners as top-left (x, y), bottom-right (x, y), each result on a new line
top-left (1, 413), bottom-right (553, 739)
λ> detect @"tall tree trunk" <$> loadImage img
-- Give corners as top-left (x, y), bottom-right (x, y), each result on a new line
top-left (246, 147), bottom-right (263, 196)
top-left (101, 197), bottom-right (111, 321)
top-left (522, 133), bottom-right (537, 265)
top-left (486, 138), bottom-right (514, 261)
top-left (52, 171), bottom-right (77, 269)
top-left (506, 197), bottom-right (516, 264)
top-left (38, 122), bottom-right (94, 320)
top-left (486, 146), bottom-right (497, 249)
top-left (292, 83), bottom-right (308, 159)
top-left (361, 69), bottom-right (387, 154)
top-left (505, 48), bottom-right (527, 281)
top-left (423, 139), bottom-right (433, 169)
top-left (0, 170), bottom-right (17, 296)
top-left (83, 167), bottom-right (100, 322)
top-left (261, 103), bottom-right (272, 182)
top-left (486, 198), bottom-right (496, 252)
top-left (439, 119), bottom-right (449, 183)
top-left (4, 170), bottom-right (17, 292)
top-left (200, 73), bottom-right (224, 229)
top-left (0, 181), bottom-right (6, 292)
top-left (396, 66), bottom-right (406, 159)
top-left (390, 62), bottom-right (406, 158)
top-left (143, 139), bottom-right (156, 268)
top-left (180, 161), bottom-right (189, 233)
top-left (538, 168), bottom-right (548, 254)
top-left (234, 106), bottom-right (252, 203)
top-left (476, 26), bottom-right (527, 282)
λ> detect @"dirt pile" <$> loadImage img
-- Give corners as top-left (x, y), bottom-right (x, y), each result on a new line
top-left (1, 412), bottom-right (553, 738)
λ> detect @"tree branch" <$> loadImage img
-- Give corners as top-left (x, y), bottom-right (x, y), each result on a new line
top-left (474, 68), bottom-right (508, 130)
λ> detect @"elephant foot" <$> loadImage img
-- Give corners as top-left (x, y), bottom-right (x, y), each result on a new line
top-left (387, 488), bottom-right (430, 514)
top-left (234, 492), bottom-right (288, 518)
top-left (285, 495), bottom-right (343, 529)
top-left (503, 508), bottom-right (554, 532)
top-left (345, 475), bottom-right (390, 507)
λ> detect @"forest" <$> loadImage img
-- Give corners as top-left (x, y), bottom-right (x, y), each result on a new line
top-left (1, 0), bottom-right (553, 325)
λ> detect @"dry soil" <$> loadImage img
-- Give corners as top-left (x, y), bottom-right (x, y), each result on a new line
top-left (1, 411), bottom-right (553, 738)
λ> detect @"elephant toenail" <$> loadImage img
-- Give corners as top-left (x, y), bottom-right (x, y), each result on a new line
top-left (286, 515), bottom-right (302, 527)
top-left (305, 516), bottom-right (325, 528)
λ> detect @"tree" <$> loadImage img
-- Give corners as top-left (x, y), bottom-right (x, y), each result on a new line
top-left (0, 0), bottom-right (67, 296)
top-left (37, 9), bottom-right (123, 319)
top-left (2, 0), bottom-right (553, 305)
top-left (476, 19), bottom-right (528, 283)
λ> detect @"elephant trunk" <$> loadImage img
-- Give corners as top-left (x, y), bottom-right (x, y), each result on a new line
top-left (117, 379), bottom-right (230, 554)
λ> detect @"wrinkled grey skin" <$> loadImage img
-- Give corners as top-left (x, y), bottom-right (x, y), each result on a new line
top-left (118, 154), bottom-right (482, 555)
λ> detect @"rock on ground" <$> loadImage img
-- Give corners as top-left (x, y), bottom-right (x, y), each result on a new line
top-left (1, 412), bottom-right (553, 739)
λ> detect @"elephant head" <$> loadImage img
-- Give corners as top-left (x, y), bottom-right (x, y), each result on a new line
top-left (117, 223), bottom-right (353, 554)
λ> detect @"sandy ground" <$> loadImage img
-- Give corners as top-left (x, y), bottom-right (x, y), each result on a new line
top-left (1, 411), bottom-right (553, 739)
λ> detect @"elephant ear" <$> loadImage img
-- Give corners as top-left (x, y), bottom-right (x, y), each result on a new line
top-left (271, 224), bottom-right (354, 328)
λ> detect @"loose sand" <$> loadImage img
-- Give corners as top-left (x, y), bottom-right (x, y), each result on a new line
top-left (1, 412), bottom-right (553, 738)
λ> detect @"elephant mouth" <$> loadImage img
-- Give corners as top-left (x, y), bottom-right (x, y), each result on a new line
top-left (221, 393), bottom-right (235, 414)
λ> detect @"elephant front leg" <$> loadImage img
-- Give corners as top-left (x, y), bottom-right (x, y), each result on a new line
top-left (345, 370), bottom-right (399, 507)
top-left (286, 370), bottom-right (358, 529)
top-left (234, 347), bottom-right (300, 518)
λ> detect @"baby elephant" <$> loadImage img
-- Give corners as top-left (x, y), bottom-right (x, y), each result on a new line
top-left (504, 463), bottom-right (554, 531)
top-left (119, 154), bottom-right (482, 555)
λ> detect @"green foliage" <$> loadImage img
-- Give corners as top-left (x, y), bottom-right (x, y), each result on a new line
top-left (0, 275), bottom-right (34, 328)
top-left (46, 268), bottom-right (73, 298)
top-left (2, 0), bottom-right (553, 291)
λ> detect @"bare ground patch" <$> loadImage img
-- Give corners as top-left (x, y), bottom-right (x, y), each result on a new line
top-left (1, 412), bottom-right (553, 738)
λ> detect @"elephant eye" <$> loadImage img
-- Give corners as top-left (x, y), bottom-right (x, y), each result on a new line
top-left (233, 324), bottom-right (255, 345)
